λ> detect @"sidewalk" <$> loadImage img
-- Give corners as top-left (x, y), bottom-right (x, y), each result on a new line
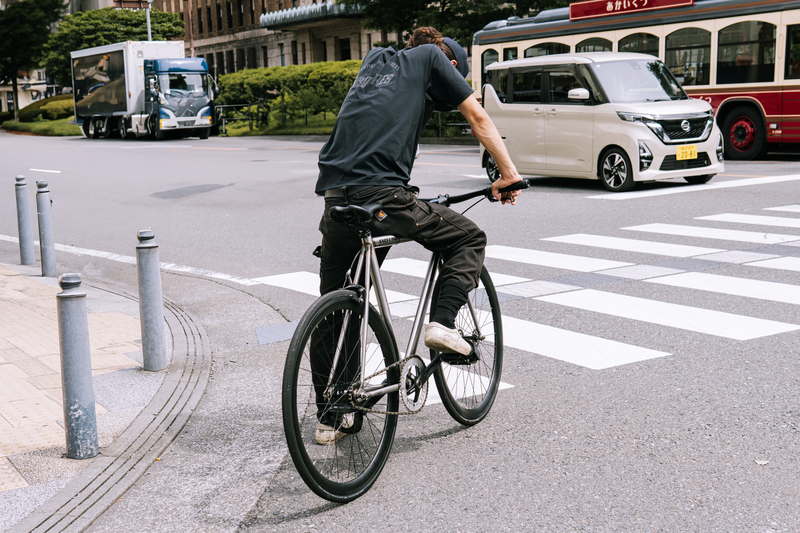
top-left (0, 263), bottom-right (164, 531)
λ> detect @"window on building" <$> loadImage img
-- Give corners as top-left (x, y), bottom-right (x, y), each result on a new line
top-left (217, 4), bottom-right (223, 32)
top-left (524, 42), bottom-right (569, 58)
top-left (225, 50), bottom-right (234, 73)
top-left (291, 41), bottom-right (298, 65)
top-left (250, 0), bottom-right (254, 23)
top-left (292, 0), bottom-right (297, 7)
top-left (279, 43), bottom-right (285, 66)
top-left (207, 6), bottom-right (213, 32)
top-left (512, 68), bottom-right (542, 103)
top-left (618, 33), bottom-right (659, 56)
top-left (786, 25), bottom-right (800, 80)
top-left (238, 0), bottom-right (244, 27)
top-left (197, 8), bottom-right (203, 33)
top-left (502, 47), bottom-right (517, 61)
top-left (481, 49), bottom-right (499, 88)
top-left (6, 93), bottom-right (13, 112)
top-left (367, 33), bottom-right (372, 50)
top-left (227, 2), bottom-right (233, 29)
top-left (339, 38), bottom-right (351, 61)
top-left (278, 0), bottom-right (283, 9)
top-left (665, 27), bottom-right (710, 85)
top-left (576, 38), bottom-right (612, 53)
top-left (236, 48), bottom-right (245, 71)
top-left (301, 42), bottom-right (306, 64)
top-left (180, 12), bottom-right (184, 22)
top-left (262, 46), bottom-right (268, 67)
top-left (717, 21), bottom-right (776, 84)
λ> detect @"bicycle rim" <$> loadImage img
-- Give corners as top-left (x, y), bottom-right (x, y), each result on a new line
top-left (432, 266), bottom-right (503, 426)
top-left (283, 290), bottom-right (399, 502)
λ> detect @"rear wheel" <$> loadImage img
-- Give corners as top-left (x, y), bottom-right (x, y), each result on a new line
top-left (722, 106), bottom-right (767, 160)
top-left (430, 266), bottom-right (503, 426)
top-left (283, 290), bottom-right (399, 502)
top-left (599, 148), bottom-right (635, 192)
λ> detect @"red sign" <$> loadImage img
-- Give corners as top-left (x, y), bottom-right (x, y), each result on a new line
top-left (113, 0), bottom-right (149, 8)
top-left (569, 0), bottom-right (694, 21)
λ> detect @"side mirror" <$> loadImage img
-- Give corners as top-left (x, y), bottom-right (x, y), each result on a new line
top-left (568, 88), bottom-right (591, 101)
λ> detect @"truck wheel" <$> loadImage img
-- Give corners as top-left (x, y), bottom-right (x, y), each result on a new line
top-left (722, 106), bottom-right (767, 160)
top-left (88, 117), bottom-right (101, 139)
top-left (81, 119), bottom-right (91, 139)
top-left (149, 115), bottom-right (164, 140)
top-left (198, 128), bottom-right (210, 140)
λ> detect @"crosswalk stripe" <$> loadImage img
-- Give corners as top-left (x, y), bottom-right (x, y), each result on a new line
top-left (542, 233), bottom-right (724, 257)
top-left (501, 314), bottom-right (670, 370)
top-left (746, 256), bottom-right (800, 273)
top-left (587, 174), bottom-right (800, 200)
top-left (253, 271), bottom-right (417, 303)
top-left (764, 205), bottom-right (800, 213)
top-left (696, 213), bottom-right (800, 229)
top-left (486, 244), bottom-right (633, 272)
top-left (535, 289), bottom-right (799, 340)
top-left (381, 257), bottom-right (529, 286)
top-left (644, 272), bottom-right (800, 306)
top-left (624, 223), bottom-right (800, 244)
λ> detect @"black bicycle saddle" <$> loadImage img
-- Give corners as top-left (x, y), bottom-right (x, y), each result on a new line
top-left (328, 203), bottom-right (383, 227)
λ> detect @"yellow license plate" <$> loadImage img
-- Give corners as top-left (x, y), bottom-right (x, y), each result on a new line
top-left (676, 145), bottom-right (697, 160)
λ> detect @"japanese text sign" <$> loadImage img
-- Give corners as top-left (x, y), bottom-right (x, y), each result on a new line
top-left (569, 0), bottom-right (694, 21)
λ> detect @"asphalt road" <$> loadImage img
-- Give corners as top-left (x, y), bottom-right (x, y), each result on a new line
top-left (1, 130), bottom-right (799, 532)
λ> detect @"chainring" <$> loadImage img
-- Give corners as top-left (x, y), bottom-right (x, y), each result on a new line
top-left (400, 355), bottom-right (428, 413)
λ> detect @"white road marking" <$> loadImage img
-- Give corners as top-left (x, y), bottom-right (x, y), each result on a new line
top-left (486, 244), bottom-right (633, 272)
top-left (645, 272), bottom-right (800, 306)
top-left (624, 223), bottom-right (800, 244)
top-left (543, 233), bottom-right (724, 257)
top-left (696, 213), bottom-right (800, 229)
top-left (381, 257), bottom-right (529, 286)
top-left (536, 289), bottom-right (799, 340)
top-left (29, 169), bottom-right (61, 174)
top-left (252, 271), bottom-right (417, 302)
top-left (588, 174), bottom-right (800, 200)
top-left (746, 256), bottom-right (800, 273)
top-left (764, 205), bottom-right (800, 213)
top-left (462, 174), bottom-right (488, 179)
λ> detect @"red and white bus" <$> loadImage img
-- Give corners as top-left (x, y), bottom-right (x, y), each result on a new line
top-left (472, 0), bottom-right (800, 160)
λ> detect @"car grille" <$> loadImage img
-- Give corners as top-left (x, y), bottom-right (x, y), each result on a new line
top-left (659, 117), bottom-right (709, 141)
top-left (179, 119), bottom-right (195, 127)
top-left (660, 152), bottom-right (711, 171)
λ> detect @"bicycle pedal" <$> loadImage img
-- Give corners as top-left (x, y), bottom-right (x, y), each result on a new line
top-left (439, 349), bottom-right (479, 365)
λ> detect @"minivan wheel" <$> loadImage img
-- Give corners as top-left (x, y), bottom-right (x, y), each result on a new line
top-left (684, 174), bottom-right (714, 185)
top-left (485, 154), bottom-right (500, 182)
top-left (600, 148), bottom-right (635, 192)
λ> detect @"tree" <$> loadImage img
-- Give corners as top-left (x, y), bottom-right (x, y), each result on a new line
top-left (42, 7), bottom-right (184, 86)
top-left (0, 0), bottom-right (64, 122)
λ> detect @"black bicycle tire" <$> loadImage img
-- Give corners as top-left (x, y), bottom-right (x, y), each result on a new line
top-left (431, 266), bottom-right (503, 426)
top-left (282, 289), bottom-right (399, 502)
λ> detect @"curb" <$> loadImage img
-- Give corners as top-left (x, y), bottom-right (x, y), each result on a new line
top-left (8, 293), bottom-right (212, 533)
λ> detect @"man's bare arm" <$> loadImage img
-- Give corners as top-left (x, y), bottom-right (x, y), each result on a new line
top-left (457, 95), bottom-right (522, 204)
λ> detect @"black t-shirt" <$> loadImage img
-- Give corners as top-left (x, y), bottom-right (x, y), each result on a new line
top-left (315, 44), bottom-right (474, 195)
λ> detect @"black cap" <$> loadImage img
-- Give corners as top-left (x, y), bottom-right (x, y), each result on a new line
top-left (442, 37), bottom-right (469, 78)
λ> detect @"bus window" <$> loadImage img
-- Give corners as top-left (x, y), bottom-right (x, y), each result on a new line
top-left (512, 69), bottom-right (542, 103)
top-left (481, 49), bottom-right (499, 88)
top-left (619, 33), bottom-right (659, 56)
top-left (493, 70), bottom-right (509, 103)
top-left (665, 28), bottom-right (710, 86)
top-left (786, 24), bottom-right (800, 79)
top-left (503, 48), bottom-right (518, 61)
top-left (717, 21), bottom-right (776, 84)
top-left (576, 38), bottom-right (611, 53)
top-left (524, 42), bottom-right (569, 57)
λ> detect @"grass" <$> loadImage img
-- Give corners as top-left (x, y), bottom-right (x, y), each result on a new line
top-left (2, 116), bottom-right (81, 136)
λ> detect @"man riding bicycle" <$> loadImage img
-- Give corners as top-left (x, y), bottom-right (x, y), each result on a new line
top-left (313, 27), bottom-right (523, 444)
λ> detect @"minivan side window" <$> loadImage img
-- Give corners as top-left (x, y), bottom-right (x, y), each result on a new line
top-left (548, 70), bottom-right (583, 104)
top-left (492, 70), bottom-right (510, 103)
top-left (577, 64), bottom-right (607, 103)
top-left (512, 68), bottom-right (542, 103)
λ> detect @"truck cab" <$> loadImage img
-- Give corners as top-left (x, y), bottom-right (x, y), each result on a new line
top-left (144, 58), bottom-right (216, 139)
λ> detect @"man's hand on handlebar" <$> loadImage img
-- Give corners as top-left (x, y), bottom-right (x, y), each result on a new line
top-left (491, 172), bottom-right (524, 205)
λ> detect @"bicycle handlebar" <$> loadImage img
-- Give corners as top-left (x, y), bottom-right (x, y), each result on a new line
top-left (421, 178), bottom-right (530, 207)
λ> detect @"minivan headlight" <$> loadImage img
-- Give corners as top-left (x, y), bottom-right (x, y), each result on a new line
top-left (618, 112), bottom-right (666, 142)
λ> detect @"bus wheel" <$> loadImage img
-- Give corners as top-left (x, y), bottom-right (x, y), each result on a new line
top-left (722, 106), bottom-right (767, 160)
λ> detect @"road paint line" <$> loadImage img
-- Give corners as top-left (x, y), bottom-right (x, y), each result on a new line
top-left (696, 213), bottom-right (800, 229)
top-left (765, 205), bottom-right (800, 214)
top-left (188, 147), bottom-right (248, 151)
top-left (624, 223), bottom-right (800, 244)
top-left (417, 163), bottom-right (482, 168)
top-left (462, 174), bottom-right (488, 179)
top-left (645, 272), bottom-right (800, 306)
top-left (252, 271), bottom-right (416, 303)
top-left (542, 234), bottom-right (724, 258)
top-left (380, 257), bottom-right (529, 286)
top-left (486, 245), bottom-right (633, 272)
top-left (588, 174), bottom-right (800, 200)
top-left (536, 289), bottom-right (799, 340)
top-left (28, 169), bottom-right (61, 174)
top-left (746, 256), bottom-right (800, 273)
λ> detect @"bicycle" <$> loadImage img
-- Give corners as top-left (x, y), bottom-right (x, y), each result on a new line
top-left (282, 179), bottom-right (530, 502)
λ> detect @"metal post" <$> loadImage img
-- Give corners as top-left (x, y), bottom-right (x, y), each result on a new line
top-left (136, 229), bottom-right (167, 372)
top-left (36, 181), bottom-right (56, 277)
top-left (146, 0), bottom-right (153, 41)
top-left (14, 176), bottom-right (35, 265)
top-left (57, 273), bottom-right (99, 460)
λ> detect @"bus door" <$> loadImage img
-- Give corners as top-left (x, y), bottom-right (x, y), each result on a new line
top-left (784, 24), bottom-right (800, 144)
top-left (543, 67), bottom-right (594, 173)
top-left (506, 67), bottom-right (546, 171)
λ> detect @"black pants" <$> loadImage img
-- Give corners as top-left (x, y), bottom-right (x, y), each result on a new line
top-left (311, 186), bottom-right (486, 420)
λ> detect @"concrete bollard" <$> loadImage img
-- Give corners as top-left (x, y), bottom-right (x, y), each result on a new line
top-left (57, 273), bottom-right (99, 460)
top-left (136, 229), bottom-right (167, 372)
top-left (36, 181), bottom-right (56, 277)
top-left (14, 176), bottom-right (35, 265)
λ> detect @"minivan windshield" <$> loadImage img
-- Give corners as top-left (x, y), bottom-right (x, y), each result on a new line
top-left (589, 59), bottom-right (688, 103)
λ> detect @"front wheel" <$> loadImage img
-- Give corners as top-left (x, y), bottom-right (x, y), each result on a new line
top-left (485, 153), bottom-right (500, 182)
top-left (431, 266), bottom-right (503, 426)
top-left (198, 128), bottom-right (210, 140)
top-left (283, 290), bottom-right (399, 503)
top-left (148, 114), bottom-right (165, 140)
top-left (599, 148), bottom-right (635, 192)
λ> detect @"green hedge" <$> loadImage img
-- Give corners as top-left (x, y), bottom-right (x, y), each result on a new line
top-left (2, 116), bottom-right (82, 136)
top-left (18, 95), bottom-right (74, 122)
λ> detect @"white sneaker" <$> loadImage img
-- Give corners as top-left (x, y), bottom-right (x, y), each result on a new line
top-left (315, 412), bottom-right (357, 445)
top-left (424, 322), bottom-right (471, 356)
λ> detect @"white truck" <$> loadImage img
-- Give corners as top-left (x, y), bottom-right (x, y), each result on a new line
top-left (71, 41), bottom-right (218, 140)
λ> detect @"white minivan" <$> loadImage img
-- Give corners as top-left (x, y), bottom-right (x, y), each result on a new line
top-left (481, 53), bottom-right (725, 192)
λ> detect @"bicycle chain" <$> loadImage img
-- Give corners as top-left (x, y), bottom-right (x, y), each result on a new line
top-left (349, 355), bottom-right (425, 416)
